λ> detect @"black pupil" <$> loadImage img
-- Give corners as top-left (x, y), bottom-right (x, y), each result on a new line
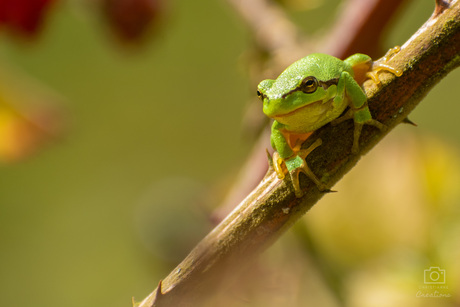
top-left (306, 80), bottom-right (314, 86)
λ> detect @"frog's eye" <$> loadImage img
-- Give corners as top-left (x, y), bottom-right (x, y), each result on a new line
top-left (300, 77), bottom-right (318, 94)
top-left (256, 90), bottom-right (265, 101)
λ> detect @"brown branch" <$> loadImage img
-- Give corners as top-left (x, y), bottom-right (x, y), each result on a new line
top-left (138, 2), bottom-right (460, 306)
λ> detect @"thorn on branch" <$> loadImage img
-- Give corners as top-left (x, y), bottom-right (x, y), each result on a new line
top-left (402, 117), bottom-right (417, 126)
top-left (434, 0), bottom-right (451, 17)
top-left (151, 280), bottom-right (164, 307)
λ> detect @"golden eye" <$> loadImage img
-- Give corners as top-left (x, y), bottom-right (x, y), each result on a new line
top-left (257, 90), bottom-right (265, 101)
top-left (301, 77), bottom-right (318, 93)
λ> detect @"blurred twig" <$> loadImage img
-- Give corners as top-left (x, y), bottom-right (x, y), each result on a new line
top-left (138, 1), bottom-right (460, 306)
top-left (226, 0), bottom-right (307, 69)
top-left (323, 0), bottom-right (408, 58)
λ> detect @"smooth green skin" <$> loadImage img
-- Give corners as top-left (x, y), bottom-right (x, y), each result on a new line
top-left (258, 53), bottom-right (378, 193)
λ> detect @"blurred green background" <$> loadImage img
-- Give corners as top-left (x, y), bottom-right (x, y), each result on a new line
top-left (0, 0), bottom-right (459, 306)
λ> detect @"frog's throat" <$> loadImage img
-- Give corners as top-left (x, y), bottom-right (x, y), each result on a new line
top-left (273, 96), bottom-right (347, 133)
top-left (274, 98), bottom-right (326, 118)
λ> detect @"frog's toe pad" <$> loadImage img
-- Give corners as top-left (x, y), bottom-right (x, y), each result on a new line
top-left (366, 119), bottom-right (387, 131)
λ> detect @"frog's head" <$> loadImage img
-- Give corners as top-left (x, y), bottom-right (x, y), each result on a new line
top-left (258, 54), bottom-right (346, 127)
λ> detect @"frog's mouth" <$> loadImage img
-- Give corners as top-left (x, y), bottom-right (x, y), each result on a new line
top-left (274, 99), bottom-right (329, 118)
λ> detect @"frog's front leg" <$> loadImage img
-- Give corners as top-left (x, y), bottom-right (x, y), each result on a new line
top-left (332, 71), bottom-right (386, 153)
top-left (270, 122), bottom-right (327, 196)
top-left (270, 121), bottom-right (293, 180)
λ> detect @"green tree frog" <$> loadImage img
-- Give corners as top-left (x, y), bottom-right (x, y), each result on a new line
top-left (257, 49), bottom-right (401, 197)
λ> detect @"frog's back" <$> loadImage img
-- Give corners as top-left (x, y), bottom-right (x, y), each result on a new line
top-left (285, 53), bottom-right (349, 82)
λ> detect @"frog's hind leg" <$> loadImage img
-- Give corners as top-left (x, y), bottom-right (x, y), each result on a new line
top-left (344, 53), bottom-right (373, 84)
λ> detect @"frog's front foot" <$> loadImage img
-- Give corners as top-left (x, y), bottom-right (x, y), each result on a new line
top-left (351, 119), bottom-right (387, 154)
top-left (332, 108), bottom-right (387, 154)
top-left (287, 157), bottom-right (329, 197)
top-left (272, 151), bottom-right (287, 180)
top-left (283, 138), bottom-right (329, 197)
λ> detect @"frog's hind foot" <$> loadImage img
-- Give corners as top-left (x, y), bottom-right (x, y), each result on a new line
top-left (367, 46), bottom-right (402, 85)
